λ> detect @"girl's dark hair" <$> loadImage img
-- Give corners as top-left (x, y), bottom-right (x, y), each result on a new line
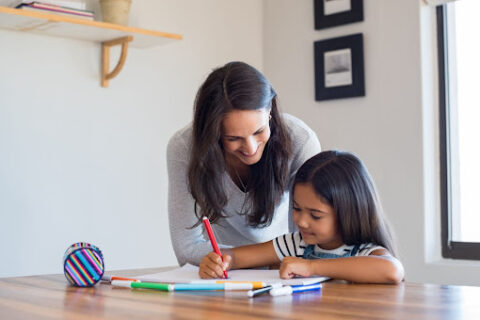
top-left (188, 61), bottom-right (292, 227)
top-left (294, 151), bottom-right (398, 257)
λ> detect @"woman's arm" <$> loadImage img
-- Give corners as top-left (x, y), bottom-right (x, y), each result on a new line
top-left (167, 132), bottom-right (213, 266)
top-left (199, 241), bottom-right (280, 278)
top-left (279, 249), bottom-right (404, 284)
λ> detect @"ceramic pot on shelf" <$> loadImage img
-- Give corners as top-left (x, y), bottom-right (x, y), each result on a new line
top-left (99, 0), bottom-right (131, 26)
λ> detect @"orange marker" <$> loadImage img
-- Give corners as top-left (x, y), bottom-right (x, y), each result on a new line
top-left (102, 275), bottom-right (141, 282)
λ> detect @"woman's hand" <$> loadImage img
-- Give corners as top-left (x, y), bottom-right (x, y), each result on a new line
top-left (279, 257), bottom-right (313, 279)
top-left (198, 252), bottom-right (232, 279)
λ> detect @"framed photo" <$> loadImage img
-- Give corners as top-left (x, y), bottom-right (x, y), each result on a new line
top-left (314, 0), bottom-right (363, 30)
top-left (314, 33), bottom-right (365, 101)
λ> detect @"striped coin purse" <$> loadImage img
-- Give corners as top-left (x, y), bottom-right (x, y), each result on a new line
top-left (63, 242), bottom-right (105, 287)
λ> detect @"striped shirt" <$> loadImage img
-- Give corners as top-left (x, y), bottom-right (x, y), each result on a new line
top-left (273, 232), bottom-right (385, 260)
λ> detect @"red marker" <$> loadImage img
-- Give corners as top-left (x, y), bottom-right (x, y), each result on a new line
top-left (202, 216), bottom-right (228, 279)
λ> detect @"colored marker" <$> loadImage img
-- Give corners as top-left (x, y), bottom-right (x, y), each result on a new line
top-left (102, 275), bottom-right (141, 282)
top-left (247, 283), bottom-right (283, 298)
top-left (190, 280), bottom-right (266, 290)
top-left (202, 216), bottom-right (228, 279)
top-left (111, 280), bottom-right (251, 291)
top-left (174, 283), bottom-right (251, 291)
top-left (112, 280), bottom-right (171, 291)
top-left (269, 283), bottom-right (322, 297)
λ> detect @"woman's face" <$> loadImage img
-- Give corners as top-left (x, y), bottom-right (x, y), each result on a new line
top-left (221, 109), bottom-right (271, 167)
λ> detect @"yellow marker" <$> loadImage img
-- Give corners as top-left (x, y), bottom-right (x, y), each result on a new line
top-left (191, 280), bottom-right (266, 290)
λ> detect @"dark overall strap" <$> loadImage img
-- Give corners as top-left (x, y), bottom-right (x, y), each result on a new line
top-left (349, 244), bottom-right (361, 256)
top-left (302, 245), bottom-right (315, 258)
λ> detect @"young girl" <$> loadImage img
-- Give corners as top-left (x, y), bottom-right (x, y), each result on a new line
top-left (199, 151), bottom-right (404, 284)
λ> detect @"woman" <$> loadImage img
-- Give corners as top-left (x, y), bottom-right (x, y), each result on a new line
top-left (167, 61), bottom-right (320, 266)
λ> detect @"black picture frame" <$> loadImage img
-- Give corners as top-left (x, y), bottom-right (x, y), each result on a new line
top-left (314, 33), bottom-right (365, 101)
top-left (314, 0), bottom-right (363, 30)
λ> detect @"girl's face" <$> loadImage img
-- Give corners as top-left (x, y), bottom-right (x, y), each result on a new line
top-left (221, 109), bottom-right (271, 167)
top-left (292, 183), bottom-right (343, 250)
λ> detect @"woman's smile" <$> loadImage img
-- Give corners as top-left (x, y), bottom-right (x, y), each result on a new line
top-left (239, 145), bottom-right (260, 157)
top-left (222, 109), bottom-right (271, 166)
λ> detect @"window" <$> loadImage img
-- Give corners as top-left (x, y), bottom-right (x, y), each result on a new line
top-left (438, 0), bottom-right (480, 260)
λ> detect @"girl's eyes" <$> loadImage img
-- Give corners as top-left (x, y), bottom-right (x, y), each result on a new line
top-left (254, 129), bottom-right (264, 135)
top-left (293, 207), bottom-right (322, 220)
top-left (226, 137), bottom-right (239, 142)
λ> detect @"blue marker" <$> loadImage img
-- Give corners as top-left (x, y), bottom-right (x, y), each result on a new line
top-left (269, 283), bottom-right (322, 296)
top-left (173, 283), bottom-right (251, 291)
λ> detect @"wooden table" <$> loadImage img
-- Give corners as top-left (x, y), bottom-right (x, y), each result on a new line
top-left (1, 267), bottom-right (480, 319)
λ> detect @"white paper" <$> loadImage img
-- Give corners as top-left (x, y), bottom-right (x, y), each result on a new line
top-left (324, 0), bottom-right (351, 16)
top-left (137, 264), bottom-right (329, 286)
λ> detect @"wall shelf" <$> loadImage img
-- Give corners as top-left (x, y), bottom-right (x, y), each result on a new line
top-left (0, 6), bottom-right (183, 87)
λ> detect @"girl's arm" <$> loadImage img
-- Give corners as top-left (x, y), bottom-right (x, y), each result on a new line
top-left (279, 249), bottom-right (404, 284)
top-left (199, 241), bottom-right (280, 279)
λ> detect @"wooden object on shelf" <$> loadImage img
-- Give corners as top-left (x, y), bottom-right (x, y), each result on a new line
top-left (0, 6), bottom-right (182, 87)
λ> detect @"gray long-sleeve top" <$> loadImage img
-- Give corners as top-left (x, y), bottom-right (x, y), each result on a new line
top-left (167, 114), bottom-right (321, 266)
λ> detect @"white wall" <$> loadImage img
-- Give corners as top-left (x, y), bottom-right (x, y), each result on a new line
top-left (263, 0), bottom-right (480, 286)
top-left (0, 0), bottom-right (263, 277)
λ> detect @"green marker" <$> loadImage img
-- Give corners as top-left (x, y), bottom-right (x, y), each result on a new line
top-left (112, 280), bottom-right (172, 291)
top-left (111, 280), bottom-right (251, 291)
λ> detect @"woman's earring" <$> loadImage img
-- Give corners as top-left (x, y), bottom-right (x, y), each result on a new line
top-left (269, 115), bottom-right (272, 121)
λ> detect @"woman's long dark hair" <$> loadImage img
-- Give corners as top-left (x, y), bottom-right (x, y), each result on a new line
top-left (294, 151), bottom-right (398, 257)
top-left (188, 61), bottom-right (292, 227)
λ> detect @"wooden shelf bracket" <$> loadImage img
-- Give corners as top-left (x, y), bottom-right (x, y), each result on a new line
top-left (101, 36), bottom-right (133, 87)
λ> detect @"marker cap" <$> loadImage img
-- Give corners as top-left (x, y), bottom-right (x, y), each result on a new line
top-left (270, 286), bottom-right (293, 296)
top-left (224, 283), bottom-right (252, 290)
top-left (111, 280), bottom-right (133, 288)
